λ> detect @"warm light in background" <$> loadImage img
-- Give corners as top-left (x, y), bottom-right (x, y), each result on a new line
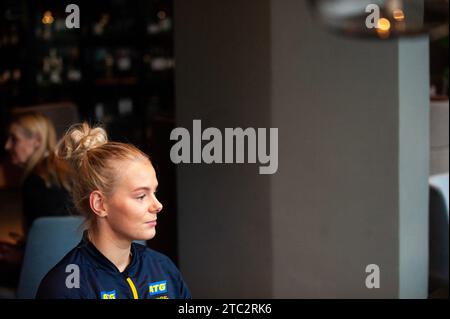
top-left (376, 18), bottom-right (391, 39)
top-left (377, 18), bottom-right (391, 31)
top-left (393, 9), bottom-right (405, 22)
top-left (308, 0), bottom-right (449, 38)
top-left (42, 11), bottom-right (54, 25)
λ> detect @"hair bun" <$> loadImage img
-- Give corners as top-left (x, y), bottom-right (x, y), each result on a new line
top-left (56, 123), bottom-right (108, 165)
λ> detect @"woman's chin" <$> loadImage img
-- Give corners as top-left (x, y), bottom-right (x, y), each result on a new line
top-left (136, 229), bottom-right (156, 241)
top-left (10, 157), bottom-right (20, 166)
top-left (11, 158), bottom-right (26, 167)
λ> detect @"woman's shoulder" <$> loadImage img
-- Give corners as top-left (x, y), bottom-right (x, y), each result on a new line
top-left (134, 243), bottom-right (169, 260)
top-left (35, 244), bottom-right (87, 299)
top-left (23, 171), bottom-right (65, 194)
top-left (23, 172), bottom-right (45, 188)
top-left (134, 244), bottom-right (178, 269)
top-left (22, 173), bottom-right (48, 201)
top-left (133, 244), bottom-right (191, 298)
top-left (24, 171), bottom-right (65, 191)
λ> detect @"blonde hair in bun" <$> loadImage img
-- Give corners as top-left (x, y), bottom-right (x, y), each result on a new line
top-left (56, 122), bottom-right (108, 167)
top-left (55, 122), bottom-right (150, 227)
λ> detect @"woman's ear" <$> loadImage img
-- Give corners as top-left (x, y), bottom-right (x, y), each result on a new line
top-left (89, 190), bottom-right (108, 218)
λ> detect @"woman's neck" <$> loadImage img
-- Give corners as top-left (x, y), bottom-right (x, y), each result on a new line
top-left (88, 226), bottom-right (132, 273)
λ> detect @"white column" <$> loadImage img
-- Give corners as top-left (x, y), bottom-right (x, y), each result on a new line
top-left (175, 0), bottom-right (430, 298)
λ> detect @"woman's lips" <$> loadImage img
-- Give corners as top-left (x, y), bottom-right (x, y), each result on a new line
top-left (145, 220), bottom-right (157, 226)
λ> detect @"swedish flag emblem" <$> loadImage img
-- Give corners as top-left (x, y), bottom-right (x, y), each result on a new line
top-left (148, 280), bottom-right (168, 296)
top-left (100, 290), bottom-right (116, 299)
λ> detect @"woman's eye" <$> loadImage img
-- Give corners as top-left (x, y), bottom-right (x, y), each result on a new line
top-left (137, 194), bottom-right (146, 200)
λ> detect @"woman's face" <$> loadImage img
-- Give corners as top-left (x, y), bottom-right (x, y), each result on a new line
top-left (4, 123), bottom-right (40, 167)
top-left (104, 159), bottom-right (163, 242)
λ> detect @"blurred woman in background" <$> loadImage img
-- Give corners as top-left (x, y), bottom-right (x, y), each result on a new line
top-left (0, 111), bottom-right (74, 290)
top-left (4, 111), bottom-right (74, 234)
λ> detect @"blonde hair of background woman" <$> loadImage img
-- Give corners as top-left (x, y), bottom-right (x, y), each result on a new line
top-left (11, 111), bottom-right (71, 190)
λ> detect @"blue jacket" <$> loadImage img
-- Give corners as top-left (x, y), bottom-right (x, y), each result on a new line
top-left (36, 232), bottom-right (191, 299)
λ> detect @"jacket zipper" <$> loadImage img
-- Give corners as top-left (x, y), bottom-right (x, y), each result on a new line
top-left (125, 277), bottom-right (139, 299)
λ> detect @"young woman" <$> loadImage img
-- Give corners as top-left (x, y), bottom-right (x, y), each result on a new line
top-left (36, 123), bottom-right (191, 299)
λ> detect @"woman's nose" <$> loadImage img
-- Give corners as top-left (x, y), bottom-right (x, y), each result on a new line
top-left (149, 196), bottom-right (163, 214)
top-left (4, 138), bottom-right (12, 151)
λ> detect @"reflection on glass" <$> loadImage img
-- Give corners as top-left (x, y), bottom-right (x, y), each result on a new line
top-left (308, 0), bottom-right (449, 39)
